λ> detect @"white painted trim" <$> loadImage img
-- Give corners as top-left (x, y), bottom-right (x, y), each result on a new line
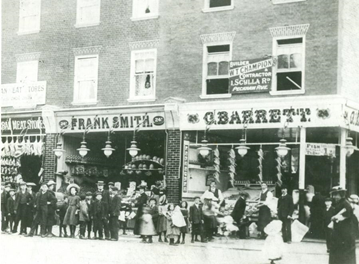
top-left (272, 0), bottom-right (306, 4)
top-left (130, 14), bottom-right (159, 21)
top-left (18, 0), bottom-right (41, 34)
top-left (71, 101), bottom-right (98, 106)
top-left (269, 90), bottom-right (305, 96)
top-left (17, 29), bottom-right (41, 35)
top-left (199, 94), bottom-right (232, 99)
top-left (128, 48), bottom-right (157, 102)
top-left (74, 22), bottom-right (100, 28)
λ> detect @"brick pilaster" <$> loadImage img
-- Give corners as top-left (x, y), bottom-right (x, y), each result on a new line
top-left (166, 130), bottom-right (181, 203)
top-left (43, 133), bottom-right (57, 182)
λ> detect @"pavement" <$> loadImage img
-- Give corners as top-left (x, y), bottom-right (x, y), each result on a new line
top-left (1, 231), bottom-right (348, 264)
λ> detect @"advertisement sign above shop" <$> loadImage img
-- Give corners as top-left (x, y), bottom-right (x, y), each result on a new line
top-left (1, 81), bottom-right (47, 108)
top-left (343, 105), bottom-right (359, 133)
top-left (229, 57), bottom-right (273, 94)
top-left (305, 143), bottom-right (336, 157)
top-left (1, 117), bottom-right (45, 135)
top-left (57, 112), bottom-right (166, 132)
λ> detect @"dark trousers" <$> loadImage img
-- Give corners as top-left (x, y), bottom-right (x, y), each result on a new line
top-left (109, 216), bottom-right (119, 240)
top-left (14, 204), bottom-right (27, 233)
top-left (325, 227), bottom-right (333, 250)
top-left (280, 218), bottom-right (292, 242)
top-left (1, 210), bottom-right (8, 231)
top-left (38, 206), bottom-right (48, 235)
top-left (119, 220), bottom-right (127, 233)
top-left (8, 213), bottom-right (16, 231)
top-left (93, 218), bottom-right (107, 238)
top-left (80, 221), bottom-right (92, 237)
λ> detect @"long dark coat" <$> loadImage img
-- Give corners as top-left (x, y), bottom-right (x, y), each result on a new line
top-left (231, 197), bottom-right (246, 224)
top-left (134, 193), bottom-right (148, 235)
top-left (329, 198), bottom-right (356, 264)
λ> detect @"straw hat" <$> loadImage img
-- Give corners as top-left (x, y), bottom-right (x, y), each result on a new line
top-left (202, 191), bottom-right (218, 201)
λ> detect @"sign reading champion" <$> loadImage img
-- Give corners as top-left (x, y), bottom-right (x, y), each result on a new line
top-left (229, 57), bottom-right (274, 94)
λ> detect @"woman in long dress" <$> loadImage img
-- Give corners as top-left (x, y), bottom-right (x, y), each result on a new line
top-left (63, 187), bottom-right (80, 238)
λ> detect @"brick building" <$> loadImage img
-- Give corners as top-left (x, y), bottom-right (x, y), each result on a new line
top-left (1, 0), bottom-right (359, 203)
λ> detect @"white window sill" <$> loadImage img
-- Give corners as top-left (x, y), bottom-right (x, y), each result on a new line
top-left (202, 5), bottom-right (234, 13)
top-left (17, 29), bottom-right (41, 35)
top-left (272, 0), bottom-right (305, 4)
top-left (200, 94), bottom-right (232, 99)
top-left (71, 101), bottom-right (98, 106)
top-left (74, 22), bottom-right (101, 28)
top-left (269, 90), bottom-right (305, 96)
top-left (130, 14), bottom-right (159, 21)
top-left (127, 97), bottom-right (157, 103)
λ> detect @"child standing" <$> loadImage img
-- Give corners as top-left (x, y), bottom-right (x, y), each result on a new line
top-left (324, 198), bottom-right (335, 253)
top-left (79, 194), bottom-right (90, 239)
top-left (139, 205), bottom-right (157, 243)
top-left (189, 197), bottom-right (204, 243)
top-left (166, 204), bottom-right (186, 246)
top-left (119, 197), bottom-right (132, 235)
top-left (157, 193), bottom-right (168, 242)
top-left (177, 201), bottom-right (189, 244)
top-left (85, 192), bottom-right (93, 239)
top-left (262, 220), bottom-right (284, 264)
top-left (92, 192), bottom-right (107, 240)
top-left (57, 194), bottom-right (68, 238)
top-left (63, 186), bottom-right (80, 238)
top-left (6, 189), bottom-right (16, 232)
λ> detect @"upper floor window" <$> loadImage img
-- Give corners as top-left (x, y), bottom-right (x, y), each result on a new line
top-left (129, 49), bottom-right (157, 101)
top-left (73, 55), bottom-right (99, 104)
top-left (131, 0), bottom-right (159, 21)
top-left (17, 60), bottom-right (38, 83)
top-left (18, 0), bottom-right (41, 34)
top-left (272, 0), bottom-right (306, 4)
top-left (203, 0), bottom-right (234, 12)
top-left (76, 0), bottom-right (101, 27)
top-left (203, 44), bottom-right (231, 96)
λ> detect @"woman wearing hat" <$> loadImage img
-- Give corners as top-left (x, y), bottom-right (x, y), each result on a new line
top-left (63, 186), bottom-right (80, 238)
top-left (329, 187), bottom-right (356, 264)
top-left (202, 192), bottom-right (219, 242)
top-left (349, 194), bottom-right (359, 238)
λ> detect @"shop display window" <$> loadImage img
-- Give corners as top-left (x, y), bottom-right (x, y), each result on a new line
top-left (131, 0), bottom-right (159, 20)
top-left (203, 0), bottom-right (234, 12)
top-left (18, 0), bottom-right (41, 34)
top-left (75, 0), bottom-right (101, 27)
top-left (73, 55), bottom-right (99, 104)
top-left (204, 44), bottom-right (231, 95)
top-left (16, 60), bottom-right (38, 83)
top-left (129, 49), bottom-right (157, 101)
top-left (272, 37), bottom-right (305, 94)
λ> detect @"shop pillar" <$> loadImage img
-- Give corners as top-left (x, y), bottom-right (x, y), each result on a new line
top-left (299, 126), bottom-right (306, 190)
top-left (166, 130), bottom-right (181, 203)
top-left (339, 128), bottom-right (347, 188)
top-left (43, 133), bottom-right (57, 182)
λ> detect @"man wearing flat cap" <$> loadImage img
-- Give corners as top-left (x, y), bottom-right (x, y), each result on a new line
top-left (1, 182), bottom-right (11, 234)
top-left (46, 180), bottom-right (57, 237)
top-left (94, 181), bottom-right (110, 239)
top-left (14, 181), bottom-right (33, 235)
top-left (108, 187), bottom-right (121, 241)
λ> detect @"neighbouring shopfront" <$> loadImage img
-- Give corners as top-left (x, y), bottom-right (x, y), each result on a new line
top-left (179, 96), bottom-right (359, 201)
top-left (51, 107), bottom-right (168, 194)
top-left (1, 113), bottom-right (46, 191)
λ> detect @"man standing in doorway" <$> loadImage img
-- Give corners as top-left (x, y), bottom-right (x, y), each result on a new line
top-left (257, 182), bottom-right (273, 238)
top-left (277, 185), bottom-right (294, 243)
top-left (108, 187), bottom-right (121, 241)
top-left (95, 181), bottom-right (110, 239)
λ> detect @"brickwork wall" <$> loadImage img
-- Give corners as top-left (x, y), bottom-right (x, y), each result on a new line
top-left (166, 130), bottom-right (181, 203)
top-left (43, 133), bottom-right (57, 182)
top-left (1, 0), bottom-right (340, 112)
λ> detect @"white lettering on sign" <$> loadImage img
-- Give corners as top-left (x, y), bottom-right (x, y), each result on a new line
top-left (305, 143), bottom-right (336, 157)
top-left (1, 117), bottom-right (44, 132)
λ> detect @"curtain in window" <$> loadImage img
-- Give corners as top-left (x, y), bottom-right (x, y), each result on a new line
top-left (133, 51), bottom-right (155, 97)
top-left (19, 0), bottom-right (40, 31)
top-left (207, 53), bottom-right (229, 76)
top-left (76, 57), bottom-right (97, 102)
top-left (277, 45), bottom-right (302, 70)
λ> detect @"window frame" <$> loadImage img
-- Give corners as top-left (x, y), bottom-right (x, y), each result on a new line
top-left (201, 41), bottom-right (233, 99)
top-left (131, 0), bottom-right (159, 21)
top-left (128, 48), bottom-right (157, 102)
top-left (18, 0), bottom-right (41, 35)
top-left (75, 0), bottom-right (101, 28)
top-left (272, 0), bottom-right (306, 4)
top-left (16, 60), bottom-right (39, 83)
top-left (270, 35), bottom-right (306, 96)
top-left (202, 0), bottom-right (234, 13)
top-left (73, 54), bottom-right (99, 105)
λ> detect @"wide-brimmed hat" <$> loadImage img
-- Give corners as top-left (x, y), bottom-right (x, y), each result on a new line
top-left (202, 191), bottom-right (218, 201)
top-left (330, 186), bottom-right (347, 194)
top-left (66, 183), bottom-right (80, 193)
top-left (349, 194), bottom-right (359, 203)
top-left (26, 182), bottom-right (36, 187)
top-left (47, 180), bottom-right (56, 186)
top-left (19, 181), bottom-right (27, 186)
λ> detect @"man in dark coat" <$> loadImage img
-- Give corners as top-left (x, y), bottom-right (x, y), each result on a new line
top-left (46, 180), bottom-right (57, 237)
top-left (257, 182), bottom-right (272, 238)
top-left (189, 196), bottom-right (204, 243)
top-left (277, 186), bottom-right (294, 243)
top-left (324, 198), bottom-right (335, 253)
top-left (7, 189), bottom-right (17, 232)
top-left (95, 181), bottom-right (110, 239)
top-left (133, 186), bottom-right (148, 236)
top-left (1, 182), bottom-right (11, 233)
top-left (36, 183), bottom-right (57, 237)
top-left (231, 191), bottom-right (248, 239)
top-left (108, 187), bottom-right (121, 241)
top-left (329, 187), bottom-right (356, 264)
top-left (92, 192), bottom-right (108, 240)
top-left (25, 183), bottom-right (36, 230)
top-left (14, 182), bottom-right (33, 234)
top-left (310, 190), bottom-right (326, 238)
top-left (148, 198), bottom-right (159, 243)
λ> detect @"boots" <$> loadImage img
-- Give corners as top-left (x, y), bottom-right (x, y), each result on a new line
top-left (169, 238), bottom-right (178, 246)
top-left (148, 236), bottom-right (153, 243)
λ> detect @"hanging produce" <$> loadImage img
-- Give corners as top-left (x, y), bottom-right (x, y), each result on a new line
top-left (228, 147), bottom-right (236, 187)
top-left (257, 145), bottom-right (264, 182)
top-left (213, 145), bottom-right (220, 182)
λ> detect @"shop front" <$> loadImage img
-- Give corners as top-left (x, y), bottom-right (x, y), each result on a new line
top-left (1, 113), bottom-right (46, 191)
top-left (179, 95), bottom-right (359, 201)
top-left (51, 106), bottom-right (168, 194)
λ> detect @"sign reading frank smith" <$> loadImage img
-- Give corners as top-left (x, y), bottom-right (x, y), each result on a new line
top-left (229, 57), bottom-right (274, 94)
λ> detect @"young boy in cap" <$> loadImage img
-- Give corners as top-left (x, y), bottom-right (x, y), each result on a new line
top-left (1, 182), bottom-right (11, 234)
top-left (324, 198), bottom-right (335, 253)
top-left (7, 188), bottom-right (16, 233)
top-left (85, 192), bottom-right (93, 239)
top-left (95, 181), bottom-right (110, 239)
top-left (189, 196), bottom-right (204, 243)
top-left (108, 187), bottom-right (121, 241)
top-left (79, 193), bottom-right (90, 239)
top-left (25, 183), bottom-right (36, 233)
top-left (14, 182), bottom-right (32, 234)
top-left (92, 191), bottom-right (108, 240)
top-left (46, 180), bottom-right (57, 237)
top-left (37, 182), bottom-right (57, 237)
top-left (57, 194), bottom-right (69, 238)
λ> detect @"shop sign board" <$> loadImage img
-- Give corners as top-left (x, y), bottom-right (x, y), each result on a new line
top-left (182, 105), bottom-right (343, 130)
top-left (57, 112), bottom-right (166, 132)
top-left (1, 117), bottom-right (45, 135)
top-left (343, 105), bottom-right (359, 133)
top-left (229, 57), bottom-right (273, 94)
top-left (1, 81), bottom-right (47, 108)
top-left (305, 143), bottom-right (336, 157)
